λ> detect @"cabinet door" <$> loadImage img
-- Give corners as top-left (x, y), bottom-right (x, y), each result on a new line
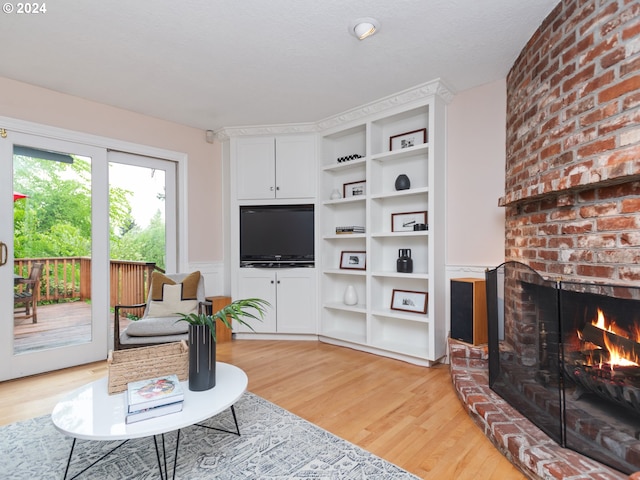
top-left (236, 137), bottom-right (276, 200)
top-left (275, 269), bottom-right (316, 334)
top-left (236, 269), bottom-right (277, 332)
top-left (275, 135), bottom-right (316, 199)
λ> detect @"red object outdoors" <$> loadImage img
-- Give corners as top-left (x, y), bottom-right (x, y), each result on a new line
top-left (13, 191), bottom-right (27, 201)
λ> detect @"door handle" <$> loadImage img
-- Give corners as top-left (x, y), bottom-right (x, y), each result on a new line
top-left (0, 241), bottom-right (7, 266)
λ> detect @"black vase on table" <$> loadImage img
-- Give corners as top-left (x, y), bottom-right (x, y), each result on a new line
top-left (188, 324), bottom-right (216, 391)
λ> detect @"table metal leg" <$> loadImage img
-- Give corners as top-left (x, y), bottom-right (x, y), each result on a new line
top-left (62, 438), bottom-right (76, 480)
top-left (195, 405), bottom-right (241, 436)
top-left (153, 430), bottom-right (181, 480)
top-left (62, 438), bottom-right (129, 480)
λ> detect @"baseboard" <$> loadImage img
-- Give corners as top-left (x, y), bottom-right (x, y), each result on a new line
top-left (233, 333), bottom-right (318, 341)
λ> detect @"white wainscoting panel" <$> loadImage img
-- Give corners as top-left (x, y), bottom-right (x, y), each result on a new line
top-left (188, 261), bottom-right (228, 298)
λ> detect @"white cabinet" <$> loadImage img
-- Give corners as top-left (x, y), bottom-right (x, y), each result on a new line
top-left (235, 135), bottom-right (316, 200)
top-left (236, 268), bottom-right (316, 334)
top-left (318, 80), bottom-right (452, 366)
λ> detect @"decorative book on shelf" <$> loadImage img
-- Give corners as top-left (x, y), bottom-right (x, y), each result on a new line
top-left (125, 400), bottom-right (183, 424)
top-left (126, 374), bottom-right (184, 413)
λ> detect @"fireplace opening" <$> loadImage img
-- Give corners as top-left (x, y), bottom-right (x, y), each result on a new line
top-left (486, 262), bottom-right (640, 475)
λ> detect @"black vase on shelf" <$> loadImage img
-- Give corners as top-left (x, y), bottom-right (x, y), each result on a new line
top-left (188, 324), bottom-right (216, 391)
top-left (395, 174), bottom-right (410, 190)
top-left (397, 249), bottom-right (413, 273)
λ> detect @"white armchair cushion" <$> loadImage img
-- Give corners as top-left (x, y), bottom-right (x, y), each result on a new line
top-left (125, 316), bottom-right (189, 337)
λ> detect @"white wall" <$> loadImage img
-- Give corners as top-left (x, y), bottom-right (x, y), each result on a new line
top-left (0, 77), bottom-right (223, 267)
top-left (446, 79), bottom-right (506, 270)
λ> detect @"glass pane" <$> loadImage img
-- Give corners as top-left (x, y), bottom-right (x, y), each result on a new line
top-left (13, 147), bottom-right (92, 353)
top-left (108, 162), bottom-right (166, 337)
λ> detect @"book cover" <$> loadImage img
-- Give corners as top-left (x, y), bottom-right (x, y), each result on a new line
top-left (126, 374), bottom-right (184, 413)
top-left (125, 400), bottom-right (183, 424)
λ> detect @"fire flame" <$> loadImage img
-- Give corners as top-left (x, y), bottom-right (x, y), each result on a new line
top-left (590, 309), bottom-right (639, 368)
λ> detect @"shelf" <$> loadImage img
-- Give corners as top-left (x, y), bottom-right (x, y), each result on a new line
top-left (370, 231), bottom-right (429, 239)
top-left (371, 143), bottom-right (429, 162)
top-left (323, 268), bottom-right (367, 276)
top-left (370, 187), bottom-right (428, 200)
top-left (371, 271), bottom-right (429, 280)
top-left (323, 301), bottom-right (366, 313)
top-left (371, 308), bottom-right (429, 323)
top-left (322, 196), bottom-right (366, 206)
top-left (323, 233), bottom-right (366, 240)
top-left (322, 158), bottom-right (366, 172)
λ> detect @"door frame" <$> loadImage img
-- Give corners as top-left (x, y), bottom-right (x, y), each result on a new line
top-left (0, 116), bottom-right (189, 380)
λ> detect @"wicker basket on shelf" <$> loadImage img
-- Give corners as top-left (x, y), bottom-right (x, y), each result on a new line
top-left (107, 340), bottom-right (189, 395)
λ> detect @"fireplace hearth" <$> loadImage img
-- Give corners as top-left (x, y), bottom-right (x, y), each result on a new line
top-left (486, 261), bottom-right (640, 475)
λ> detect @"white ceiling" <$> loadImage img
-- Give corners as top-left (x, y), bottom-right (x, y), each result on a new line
top-left (0, 0), bottom-right (559, 131)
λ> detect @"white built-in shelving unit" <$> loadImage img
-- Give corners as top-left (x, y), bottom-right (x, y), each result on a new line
top-left (318, 80), bottom-right (452, 365)
top-left (223, 79), bottom-right (453, 365)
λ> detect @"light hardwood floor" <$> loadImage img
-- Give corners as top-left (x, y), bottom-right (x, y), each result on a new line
top-left (0, 340), bottom-right (526, 479)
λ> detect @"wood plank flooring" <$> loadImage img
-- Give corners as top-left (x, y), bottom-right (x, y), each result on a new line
top-left (0, 340), bottom-right (526, 480)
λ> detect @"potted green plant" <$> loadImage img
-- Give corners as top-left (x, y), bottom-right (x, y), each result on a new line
top-left (177, 298), bottom-right (269, 391)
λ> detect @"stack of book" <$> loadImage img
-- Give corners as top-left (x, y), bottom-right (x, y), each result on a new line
top-left (335, 226), bottom-right (365, 234)
top-left (125, 374), bottom-right (184, 424)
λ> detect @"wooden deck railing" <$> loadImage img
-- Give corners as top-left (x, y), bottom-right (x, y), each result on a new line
top-left (14, 257), bottom-right (158, 309)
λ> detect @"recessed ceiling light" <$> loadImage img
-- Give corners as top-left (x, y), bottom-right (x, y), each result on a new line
top-left (349, 17), bottom-right (380, 40)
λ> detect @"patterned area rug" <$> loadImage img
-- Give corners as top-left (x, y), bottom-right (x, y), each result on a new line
top-left (1, 392), bottom-right (419, 479)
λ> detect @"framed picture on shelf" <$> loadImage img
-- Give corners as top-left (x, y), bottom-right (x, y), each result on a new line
top-left (339, 251), bottom-right (366, 270)
top-left (389, 128), bottom-right (427, 151)
top-left (391, 289), bottom-right (428, 314)
top-left (391, 211), bottom-right (427, 232)
top-left (343, 180), bottom-right (366, 198)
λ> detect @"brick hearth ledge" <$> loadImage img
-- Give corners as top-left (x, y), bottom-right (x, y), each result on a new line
top-left (448, 338), bottom-right (637, 480)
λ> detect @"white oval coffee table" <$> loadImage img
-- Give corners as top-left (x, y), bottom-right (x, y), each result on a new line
top-left (52, 362), bottom-right (248, 479)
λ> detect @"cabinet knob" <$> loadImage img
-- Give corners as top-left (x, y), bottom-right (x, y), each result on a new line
top-left (277, 280), bottom-right (281, 284)
top-left (271, 280), bottom-right (274, 284)
top-left (276, 186), bottom-right (280, 191)
top-left (270, 186), bottom-right (274, 191)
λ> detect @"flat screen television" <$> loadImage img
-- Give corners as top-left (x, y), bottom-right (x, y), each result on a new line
top-left (240, 204), bottom-right (315, 267)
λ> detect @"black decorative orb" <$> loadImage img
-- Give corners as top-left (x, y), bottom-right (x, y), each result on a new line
top-left (395, 174), bottom-right (410, 190)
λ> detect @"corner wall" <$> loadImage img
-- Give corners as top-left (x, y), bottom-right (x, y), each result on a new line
top-left (446, 79), bottom-right (506, 269)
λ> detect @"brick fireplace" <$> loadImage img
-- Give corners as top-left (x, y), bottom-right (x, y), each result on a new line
top-left (502, 0), bottom-right (639, 279)
top-left (451, 1), bottom-right (640, 479)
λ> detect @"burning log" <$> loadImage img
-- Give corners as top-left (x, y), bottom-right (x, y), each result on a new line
top-left (581, 323), bottom-right (640, 365)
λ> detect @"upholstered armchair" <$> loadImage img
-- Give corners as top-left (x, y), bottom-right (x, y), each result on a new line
top-left (114, 271), bottom-right (207, 350)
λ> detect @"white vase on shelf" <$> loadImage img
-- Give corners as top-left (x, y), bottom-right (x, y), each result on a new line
top-left (343, 285), bottom-right (358, 306)
top-left (330, 188), bottom-right (342, 200)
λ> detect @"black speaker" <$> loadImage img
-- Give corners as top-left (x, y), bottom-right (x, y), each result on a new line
top-left (451, 278), bottom-right (487, 345)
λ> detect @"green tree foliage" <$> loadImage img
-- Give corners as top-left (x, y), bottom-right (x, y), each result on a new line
top-left (13, 155), bottom-right (165, 269)
top-left (110, 211), bottom-right (166, 269)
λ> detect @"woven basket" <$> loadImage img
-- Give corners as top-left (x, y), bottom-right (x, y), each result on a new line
top-left (107, 341), bottom-right (189, 395)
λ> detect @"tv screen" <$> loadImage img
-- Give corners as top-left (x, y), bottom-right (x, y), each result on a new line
top-left (240, 204), bottom-right (315, 266)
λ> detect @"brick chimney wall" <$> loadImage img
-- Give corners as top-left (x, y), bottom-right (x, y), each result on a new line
top-left (504, 0), bottom-right (640, 283)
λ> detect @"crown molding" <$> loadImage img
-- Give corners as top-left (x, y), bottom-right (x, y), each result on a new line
top-left (215, 78), bottom-right (456, 139)
top-left (316, 78), bottom-right (455, 131)
top-left (216, 122), bottom-right (318, 140)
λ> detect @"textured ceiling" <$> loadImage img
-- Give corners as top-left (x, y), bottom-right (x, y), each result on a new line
top-left (0, 0), bottom-right (558, 130)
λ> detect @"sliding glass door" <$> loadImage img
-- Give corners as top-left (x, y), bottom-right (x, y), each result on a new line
top-left (0, 134), bottom-right (179, 381)
top-left (0, 132), bottom-right (109, 380)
